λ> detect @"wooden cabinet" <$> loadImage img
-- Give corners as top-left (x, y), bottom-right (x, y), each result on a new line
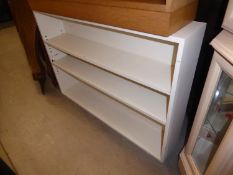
top-left (8, 0), bottom-right (41, 79)
top-left (34, 12), bottom-right (205, 161)
top-left (180, 1), bottom-right (233, 174)
top-left (7, 0), bottom-right (58, 92)
top-left (27, 0), bottom-right (198, 36)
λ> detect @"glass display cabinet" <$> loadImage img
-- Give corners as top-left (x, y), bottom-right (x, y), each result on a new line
top-left (179, 40), bottom-right (233, 175)
top-left (179, 1), bottom-right (233, 174)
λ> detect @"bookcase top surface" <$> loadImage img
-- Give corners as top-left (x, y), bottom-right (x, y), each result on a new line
top-left (28, 0), bottom-right (198, 36)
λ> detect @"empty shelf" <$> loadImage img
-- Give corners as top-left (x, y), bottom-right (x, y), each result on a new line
top-left (46, 33), bottom-right (172, 94)
top-left (63, 79), bottom-right (162, 159)
top-left (53, 56), bottom-right (167, 124)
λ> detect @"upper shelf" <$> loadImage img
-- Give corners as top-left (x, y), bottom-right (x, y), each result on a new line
top-left (28, 0), bottom-right (198, 36)
top-left (46, 33), bottom-right (172, 95)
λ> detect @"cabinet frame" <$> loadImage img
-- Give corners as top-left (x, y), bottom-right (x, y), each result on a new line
top-left (34, 11), bottom-right (206, 161)
top-left (180, 52), bottom-right (233, 175)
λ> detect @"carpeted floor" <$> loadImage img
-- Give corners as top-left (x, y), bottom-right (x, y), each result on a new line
top-left (0, 26), bottom-right (178, 175)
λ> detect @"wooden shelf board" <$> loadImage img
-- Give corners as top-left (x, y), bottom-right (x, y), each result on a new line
top-left (63, 80), bottom-right (162, 159)
top-left (46, 33), bottom-right (172, 95)
top-left (54, 55), bottom-right (167, 124)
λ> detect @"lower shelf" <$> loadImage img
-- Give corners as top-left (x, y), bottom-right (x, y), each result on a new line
top-left (58, 69), bottom-right (163, 160)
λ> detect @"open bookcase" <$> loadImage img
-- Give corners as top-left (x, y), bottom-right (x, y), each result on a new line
top-left (34, 12), bottom-right (205, 161)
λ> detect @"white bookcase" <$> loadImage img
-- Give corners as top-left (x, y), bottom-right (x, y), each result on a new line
top-left (34, 12), bottom-right (206, 161)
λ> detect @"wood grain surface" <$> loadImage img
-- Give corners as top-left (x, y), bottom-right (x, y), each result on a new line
top-left (28, 0), bottom-right (197, 36)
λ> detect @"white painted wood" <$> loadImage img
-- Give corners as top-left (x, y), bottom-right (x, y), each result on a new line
top-left (33, 11), bottom-right (206, 161)
top-left (33, 12), bottom-right (68, 90)
top-left (54, 65), bottom-right (77, 93)
top-left (33, 12), bottom-right (65, 40)
top-left (41, 12), bottom-right (201, 62)
top-left (162, 22), bottom-right (206, 161)
top-left (46, 33), bottom-right (172, 94)
top-left (59, 70), bottom-right (163, 160)
top-left (62, 20), bottom-right (175, 64)
top-left (53, 55), bottom-right (167, 124)
top-left (222, 0), bottom-right (233, 33)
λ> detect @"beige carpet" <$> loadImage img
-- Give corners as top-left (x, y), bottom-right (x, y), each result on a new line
top-left (0, 26), bottom-right (175, 175)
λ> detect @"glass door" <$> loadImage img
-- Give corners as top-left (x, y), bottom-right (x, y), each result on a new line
top-left (192, 72), bottom-right (233, 174)
top-left (181, 52), bottom-right (233, 175)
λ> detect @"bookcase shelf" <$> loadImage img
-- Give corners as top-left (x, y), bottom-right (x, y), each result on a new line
top-left (60, 70), bottom-right (162, 159)
top-left (46, 33), bottom-right (172, 95)
top-left (53, 55), bottom-right (167, 124)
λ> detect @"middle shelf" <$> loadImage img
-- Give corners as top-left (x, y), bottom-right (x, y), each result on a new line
top-left (46, 33), bottom-right (173, 95)
top-left (53, 55), bottom-right (168, 124)
top-left (62, 76), bottom-right (163, 159)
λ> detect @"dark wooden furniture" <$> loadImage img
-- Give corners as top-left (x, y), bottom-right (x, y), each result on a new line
top-left (8, 0), bottom-right (42, 80)
top-left (8, 0), bottom-right (58, 93)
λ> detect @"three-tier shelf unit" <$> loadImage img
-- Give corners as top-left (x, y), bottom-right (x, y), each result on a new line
top-left (34, 12), bottom-right (206, 161)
